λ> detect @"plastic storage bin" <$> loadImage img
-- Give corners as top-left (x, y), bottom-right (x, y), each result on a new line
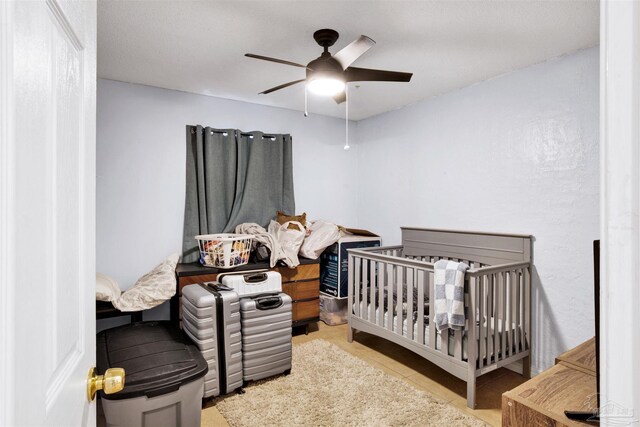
top-left (97, 321), bottom-right (208, 427)
top-left (319, 294), bottom-right (348, 325)
top-left (196, 234), bottom-right (253, 269)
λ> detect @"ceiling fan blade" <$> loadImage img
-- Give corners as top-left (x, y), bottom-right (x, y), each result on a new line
top-left (333, 91), bottom-right (346, 104)
top-left (259, 79), bottom-right (306, 95)
top-left (345, 67), bottom-right (413, 82)
top-left (333, 35), bottom-right (375, 69)
top-left (245, 53), bottom-right (308, 69)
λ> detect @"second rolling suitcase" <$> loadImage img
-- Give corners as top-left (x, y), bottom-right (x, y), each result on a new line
top-left (240, 292), bottom-right (293, 383)
top-left (181, 283), bottom-right (243, 398)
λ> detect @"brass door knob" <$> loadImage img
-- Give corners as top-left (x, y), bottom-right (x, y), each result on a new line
top-left (86, 367), bottom-right (125, 402)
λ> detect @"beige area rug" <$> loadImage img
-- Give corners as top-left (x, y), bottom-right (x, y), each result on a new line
top-left (214, 339), bottom-right (485, 427)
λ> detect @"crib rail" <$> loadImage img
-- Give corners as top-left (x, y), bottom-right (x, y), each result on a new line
top-left (347, 245), bottom-right (531, 375)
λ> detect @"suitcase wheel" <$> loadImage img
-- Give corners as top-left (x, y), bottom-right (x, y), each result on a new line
top-left (284, 369), bottom-right (291, 376)
top-left (236, 387), bottom-right (245, 395)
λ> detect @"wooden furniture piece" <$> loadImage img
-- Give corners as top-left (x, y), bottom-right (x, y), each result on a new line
top-left (556, 337), bottom-right (596, 376)
top-left (173, 258), bottom-right (320, 332)
top-left (502, 337), bottom-right (598, 426)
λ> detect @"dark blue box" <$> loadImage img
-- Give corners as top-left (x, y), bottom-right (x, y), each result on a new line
top-left (320, 235), bottom-right (381, 299)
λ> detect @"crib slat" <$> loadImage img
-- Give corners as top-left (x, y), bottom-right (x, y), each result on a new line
top-left (369, 260), bottom-right (376, 323)
top-left (483, 274), bottom-right (489, 365)
top-left (362, 258), bottom-right (369, 321)
top-left (515, 269), bottom-right (521, 353)
top-left (485, 274), bottom-right (491, 364)
top-left (348, 254), bottom-right (354, 325)
top-left (493, 274), bottom-right (500, 363)
top-left (417, 269), bottom-right (425, 345)
top-left (492, 273), bottom-right (498, 363)
top-left (509, 270), bottom-right (516, 356)
top-left (387, 264), bottom-right (394, 331)
top-left (500, 272), bottom-right (507, 359)
top-left (407, 268), bottom-right (414, 340)
top-left (354, 257), bottom-right (361, 317)
top-left (428, 271), bottom-right (436, 349)
top-left (378, 262), bottom-right (385, 327)
top-left (524, 267), bottom-right (531, 350)
top-left (396, 266), bottom-right (404, 335)
top-left (485, 274), bottom-right (491, 366)
top-left (478, 275), bottom-right (485, 368)
top-left (468, 275), bottom-right (478, 369)
top-left (505, 271), bottom-right (510, 357)
top-left (520, 268), bottom-right (526, 351)
top-left (487, 274), bottom-right (495, 365)
top-left (485, 274), bottom-right (491, 363)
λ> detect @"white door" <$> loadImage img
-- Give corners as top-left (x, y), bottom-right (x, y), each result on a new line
top-left (0, 0), bottom-right (97, 425)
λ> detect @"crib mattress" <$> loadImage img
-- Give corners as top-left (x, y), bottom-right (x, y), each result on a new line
top-left (353, 302), bottom-right (522, 361)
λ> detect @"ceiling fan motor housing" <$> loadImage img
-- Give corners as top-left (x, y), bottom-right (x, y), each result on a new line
top-left (306, 56), bottom-right (344, 81)
top-left (308, 29), bottom-right (344, 81)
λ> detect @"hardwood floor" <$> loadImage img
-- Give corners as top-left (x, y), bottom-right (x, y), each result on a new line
top-left (202, 322), bottom-right (528, 426)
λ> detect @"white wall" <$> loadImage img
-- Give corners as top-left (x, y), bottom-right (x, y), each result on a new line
top-left (354, 47), bottom-right (599, 374)
top-left (98, 48), bottom-right (599, 370)
top-left (97, 79), bottom-right (357, 322)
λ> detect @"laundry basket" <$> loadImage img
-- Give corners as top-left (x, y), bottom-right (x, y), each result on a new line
top-left (196, 234), bottom-right (253, 269)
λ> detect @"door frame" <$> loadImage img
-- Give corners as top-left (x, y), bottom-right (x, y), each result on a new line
top-left (600, 0), bottom-right (640, 421)
top-left (0, 0), bottom-right (15, 425)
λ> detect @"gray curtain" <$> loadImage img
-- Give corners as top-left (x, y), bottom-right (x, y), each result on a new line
top-left (182, 125), bottom-right (295, 263)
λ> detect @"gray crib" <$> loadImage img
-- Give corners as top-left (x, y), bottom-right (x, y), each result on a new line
top-left (347, 227), bottom-right (532, 409)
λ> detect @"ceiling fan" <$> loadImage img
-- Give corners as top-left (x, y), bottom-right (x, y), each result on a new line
top-left (245, 29), bottom-right (413, 104)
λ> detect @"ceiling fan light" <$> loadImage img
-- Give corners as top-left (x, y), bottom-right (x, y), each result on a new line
top-left (307, 77), bottom-right (345, 96)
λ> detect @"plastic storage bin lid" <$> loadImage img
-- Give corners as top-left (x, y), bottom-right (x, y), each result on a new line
top-left (96, 321), bottom-right (208, 400)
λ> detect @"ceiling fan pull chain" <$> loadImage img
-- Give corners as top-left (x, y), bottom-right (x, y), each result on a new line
top-left (304, 85), bottom-right (308, 117)
top-left (344, 85), bottom-right (350, 150)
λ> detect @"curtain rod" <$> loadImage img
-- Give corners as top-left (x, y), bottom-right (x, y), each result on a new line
top-left (190, 127), bottom-right (278, 140)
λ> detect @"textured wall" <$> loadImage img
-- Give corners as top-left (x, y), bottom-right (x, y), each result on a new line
top-left (97, 79), bottom-right (357, 323)
top-left (353, 47), bottom-right (599, 374)
top-left (98, 49), bottom-right (599, 362)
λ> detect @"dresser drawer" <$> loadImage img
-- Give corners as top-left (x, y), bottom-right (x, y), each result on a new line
top-left (282, 280), bottom-right (319, 301)
top-left (293, 299), bottom-right (320, 322)
top-left (276, 263), bottom-right (319, 282)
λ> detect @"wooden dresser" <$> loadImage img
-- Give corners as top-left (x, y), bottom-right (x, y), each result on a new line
top-left (173, 258), bottom-right (320, 331)
top-left (502, 338), bottom-right (598, 426)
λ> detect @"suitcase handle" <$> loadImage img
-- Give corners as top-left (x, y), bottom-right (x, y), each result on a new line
top-left (254, 295), bottom-right (283, 310)
top-left (243, 272), bottom-right (268, 284)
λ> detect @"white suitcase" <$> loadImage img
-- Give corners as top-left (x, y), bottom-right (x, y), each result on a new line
top-left (221, 271), bottom-right (282, 298)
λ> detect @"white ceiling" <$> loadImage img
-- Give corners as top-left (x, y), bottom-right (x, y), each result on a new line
top-left (97, 0), bottom-right (599, 121)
